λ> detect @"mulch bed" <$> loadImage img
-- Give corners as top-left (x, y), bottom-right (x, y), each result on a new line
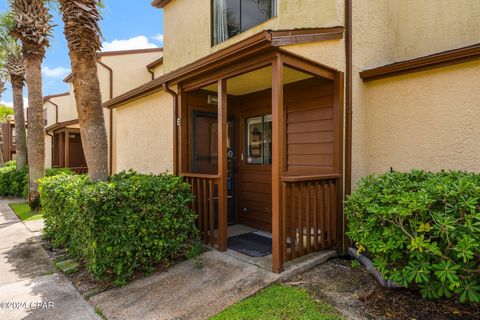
top-left (286, 258), bottom-right (479, 320)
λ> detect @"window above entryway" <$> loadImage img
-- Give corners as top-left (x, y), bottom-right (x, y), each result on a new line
top-left (212, 0), bottom-right (277, 45)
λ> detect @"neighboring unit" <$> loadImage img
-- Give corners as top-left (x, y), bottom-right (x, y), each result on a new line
top-left (1, 117), bottom-right (17, 162)
top-left (43, 48), bottom-right (164, 173)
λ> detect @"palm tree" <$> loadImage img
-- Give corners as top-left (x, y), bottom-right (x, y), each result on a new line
top-left (58, 0), bottom-right (109, 181)
top-left (10, 0), bottom-right (53, 208)
top-left (0, 13), bottom-right (28, 171)
top-left (0, 75), bottom-right (8, 166)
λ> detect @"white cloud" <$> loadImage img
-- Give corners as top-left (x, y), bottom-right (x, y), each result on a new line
top-left (1, 101), bottom-right (13, 107)
top-left (101, 35), bottom-right (158, 52)
top-left (151, 34), bottom-right (164, 44)
top-left (42, 66), bottom-right (71, 78)
top-left (1, 98), bottom-right (28, 109)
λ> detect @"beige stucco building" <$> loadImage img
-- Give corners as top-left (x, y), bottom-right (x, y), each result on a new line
top-left (43, 48), bottom-right (163, 172)
top-left (108, 0), bottom-right (480, 180)
top-left (102, 0), bottom-right (480, 272)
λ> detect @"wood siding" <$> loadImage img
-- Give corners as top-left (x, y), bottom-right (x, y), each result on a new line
top-left (285, 78), bottom-right (334, 175)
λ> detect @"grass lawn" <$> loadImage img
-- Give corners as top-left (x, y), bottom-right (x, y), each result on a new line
top-left (9, 202), bottom-right (43, 221)
top-left (210, 284), bottom-right (344, 320)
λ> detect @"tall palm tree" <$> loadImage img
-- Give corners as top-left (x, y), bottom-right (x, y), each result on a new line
top-left (10, 0), bottom-right (52, 208)
top-left (0, 73), bottom-right (8, 166)
top-left (58, 0), bottom-right (108, 181)
top-left (0, 14), bottom-right (28, 171)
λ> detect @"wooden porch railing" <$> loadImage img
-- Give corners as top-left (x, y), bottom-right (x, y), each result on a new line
top-left (281, 174), bottom-right (340, 262)
top-left (182, 173), bottom-right (220, 246)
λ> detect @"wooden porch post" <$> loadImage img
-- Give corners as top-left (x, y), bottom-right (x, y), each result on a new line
top-left (272, 54), bottom-right (284, 273)
top-left (64, 129), bottom-right (70, 168)
top-left (217, 79), bottom-right (228, 251)
top-left (177, 85), bottom-right (187, 174)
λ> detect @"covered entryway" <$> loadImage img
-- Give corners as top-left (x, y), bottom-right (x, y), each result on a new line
top-left (176, 48), bottom-right (345, 273)
top-left (51, 127), bottom-right (88, 174)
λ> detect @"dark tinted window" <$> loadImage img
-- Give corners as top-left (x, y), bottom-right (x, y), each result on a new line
top-left (213, 0), bottom-right (276, 45)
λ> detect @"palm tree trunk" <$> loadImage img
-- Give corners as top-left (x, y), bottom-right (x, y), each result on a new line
top-left (11, 75), bottom-right (27, 170)
top-left (0, 142), bottom-right (4, 165)
top-left (25, 55), bottom-right (45, 208)
top-left (70, 53), bottom-right (108, 181)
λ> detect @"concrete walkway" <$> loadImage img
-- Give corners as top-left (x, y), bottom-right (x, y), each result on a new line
top-left (91, 251), bottom-right (280, 320)
top-left (0, 199), bottom-right (100, 320)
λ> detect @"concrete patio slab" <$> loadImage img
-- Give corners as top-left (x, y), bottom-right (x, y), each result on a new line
top-left (0, 243), bottom-right (53, 285)
top-left (0, 274), bottom-right (101, 320)
top-left (90, 250), bottom-right (280, 320)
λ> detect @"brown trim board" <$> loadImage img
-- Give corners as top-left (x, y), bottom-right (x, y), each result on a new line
top-left (43, 92), bottom-right (69, 103)
top-left (104, 28), bottom-right (343, 109)
top-left (360, 43), bottom-right (480, 82)
top-left (45, 119), bottom-right (79, 133)
top-left (63, 48), bottom-right (164, 82)
top-left (152, 0), bottom-right (171, 8)
top-left (147, 57), bottom-right (164, 69)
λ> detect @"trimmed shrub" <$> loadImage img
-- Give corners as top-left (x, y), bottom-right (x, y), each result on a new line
top-left (0, 163), bottom-right (28, 197)
top-left (39, 170), bottom-right (199, 285)
top-left (345, 170), bottom-right (480, 303)
top-left (0, 161), bottom-right (74, 198)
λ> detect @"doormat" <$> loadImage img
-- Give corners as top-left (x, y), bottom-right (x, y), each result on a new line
top-left (228, 232), bottom-right (272, 257)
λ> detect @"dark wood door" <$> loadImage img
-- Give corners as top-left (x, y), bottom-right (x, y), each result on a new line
top-left (192, 112), bottom-right (236, 224)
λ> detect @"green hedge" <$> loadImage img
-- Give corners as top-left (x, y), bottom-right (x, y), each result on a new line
top-left (345, 170), bottom-right (480, 303)
top-left (0, 161), bottom-right (73, 198)
top-left (39, 171), bottom-right (199, 285)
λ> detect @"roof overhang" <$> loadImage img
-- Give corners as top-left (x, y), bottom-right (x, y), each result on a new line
top-left (45, 119), bottom-right (79, 133)
top-left (104, 27), bottom-right (344, 109)
top-left (63, 48), bottom-right (164, 83)
top-left (43, 92), bottom-right (69, 104)
top-left (151, 0), bottom-right (171, 8)
top-left (147, 57), bottom-right (164, 69)
top-left (360, 43), bottom-right (480, 82)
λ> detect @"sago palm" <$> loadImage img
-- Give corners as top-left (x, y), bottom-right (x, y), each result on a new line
top-left (0, 13), bottom-right (28, 171)
top-left (58, 0), bottom-right (109, 181)
top-left (10, 0), bottom-right (53, 208)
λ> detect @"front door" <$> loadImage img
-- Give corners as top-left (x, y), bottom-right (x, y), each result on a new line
top-left (192, 112), bottom-right (235, 225)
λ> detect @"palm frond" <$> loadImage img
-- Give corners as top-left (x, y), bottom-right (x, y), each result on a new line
top-left (59, 0), bottom-right (103, 54)
top-left (10, 0), bottom-right (53, 56)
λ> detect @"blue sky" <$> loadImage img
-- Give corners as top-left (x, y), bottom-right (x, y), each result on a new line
top-left (0, 0), bottom-right (164, 107)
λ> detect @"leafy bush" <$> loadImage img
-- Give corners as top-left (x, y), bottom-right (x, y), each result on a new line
top-left (0, 164), bottom-right (28, 197)
top-left (39, 170), bottom-right (199, 285)
top-left (3, 160), bottom-right (16, 167)
top-left (0, 161), bottom-right (73, 198)
top-left (346, 170), bottom-right (480, 303)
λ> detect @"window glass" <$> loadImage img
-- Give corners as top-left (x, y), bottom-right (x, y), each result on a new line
top-left (246, 116), bottom-right (263, 164)
top-left (246, 114), bottom-right (272, 165)
top-left (213, 0), bottom-right (275, 45)
top-left (241, 0), bottom-right (273, 31)
top-left (226, 0), bottom-right (240, 38)
top-left (263, 114), bottom-right (272, 164)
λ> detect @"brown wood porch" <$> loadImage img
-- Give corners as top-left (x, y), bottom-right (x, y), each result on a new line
top-left (175, 49), bottom-right (344, 273)
top-left (51, 128), bottom-right (88, 174)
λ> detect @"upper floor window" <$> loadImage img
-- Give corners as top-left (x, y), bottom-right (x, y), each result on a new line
top-left (212, 0), bottom-right (276, 45)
